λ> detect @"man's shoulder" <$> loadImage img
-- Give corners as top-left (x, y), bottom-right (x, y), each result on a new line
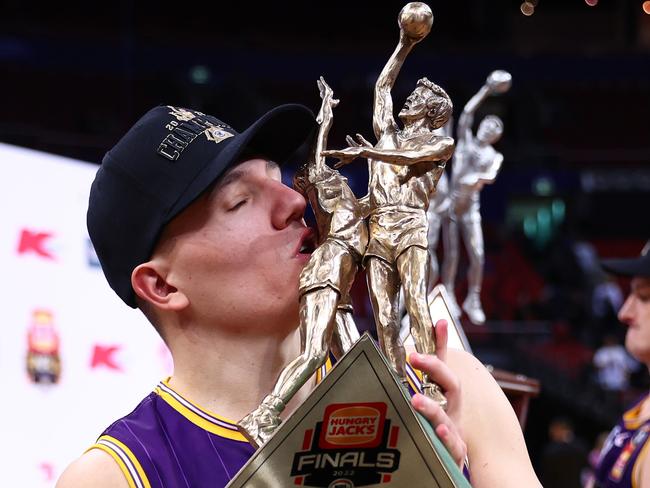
top-left (104, 390), bottom-right (159, 432)
top-left (56, 449), bottom-right (128, 488)
top-left (56, 392), bottom-right (160, 487)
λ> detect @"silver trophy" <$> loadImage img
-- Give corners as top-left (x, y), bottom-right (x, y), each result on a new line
top-left (441, 70), bottom-right (512, 325)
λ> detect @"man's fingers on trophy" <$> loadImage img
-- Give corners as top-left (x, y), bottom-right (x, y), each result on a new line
top-left (411, 394), bottom-right (466, 466)
top-left (433, 319), bottom-right (448, 362)
top-left (435, 423), bottom-right (468, 469)
top-left (408, 352), bottom-right (460, 398)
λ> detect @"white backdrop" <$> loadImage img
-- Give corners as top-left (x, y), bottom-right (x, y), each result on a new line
top-left (0, 143), bottom-right (172, 487)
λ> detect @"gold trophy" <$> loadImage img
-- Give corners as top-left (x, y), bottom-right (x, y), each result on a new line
top-left (238, 76), bottom-right (369, 448)
top-left (232, 4), bottom-right (471, 487)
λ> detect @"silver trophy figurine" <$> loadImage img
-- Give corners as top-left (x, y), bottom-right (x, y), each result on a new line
top-left (441, 70), bottom-right (512, 325)
top-left (425, 119), bottom-right (454, 292)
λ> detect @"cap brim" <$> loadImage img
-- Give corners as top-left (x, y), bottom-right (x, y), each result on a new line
top-left (601, 257), bottom-right (650, 278)
top-left (166, 103), bottom-right (316, 221)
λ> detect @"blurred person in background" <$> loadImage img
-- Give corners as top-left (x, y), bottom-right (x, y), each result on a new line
top-left (593, 333), bottom-right (639, 398)
top-left (539, 416), bottom-right (589, 488)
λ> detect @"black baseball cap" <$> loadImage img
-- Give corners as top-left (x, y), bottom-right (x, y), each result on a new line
top-left (600, 240), bottom-right (650, 278)
top-left (88, 104), bottom-right (316, 308)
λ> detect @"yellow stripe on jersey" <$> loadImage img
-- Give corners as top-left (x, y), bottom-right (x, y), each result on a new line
top-left (624, 395), bottom-right (650, 430)
top-left (154, 385), bottom-right (247, 442)
top-left (90, 444), bottom-right (137, 488)
top-left (406, 356), bottom-right (424, 394)
top-left (87, 435), bottom-right (151, 488)
top-left (316, 355), bottom-right (333, 385)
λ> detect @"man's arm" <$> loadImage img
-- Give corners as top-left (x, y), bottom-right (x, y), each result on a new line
top-left (406, 321), bottom-right (541, 486)
top-left (314, 77), bottom-right (338, 173)
top-left (56, 449), bottom-right (129, 488)
top-left (372, 32), bottom-right (418, 140)
top-left (635, 443), bottom-right (650, 487)
top-left (457, 86), bottom-right (488, 146)
top-left (448, 349), bottom-right (542, 487)
top-left (478, 152), bottom-right (503, 183)
top-left (458, 70), bottom-right (512, 145)
top-left (324, 136), bottom-right (454, 167)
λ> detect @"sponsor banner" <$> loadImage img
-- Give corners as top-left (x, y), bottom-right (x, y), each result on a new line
top-left (0, 143), bottom-right (172, 486)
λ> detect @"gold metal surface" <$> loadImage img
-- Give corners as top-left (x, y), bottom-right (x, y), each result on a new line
top-left (322, 2), bottom-right (453, 408)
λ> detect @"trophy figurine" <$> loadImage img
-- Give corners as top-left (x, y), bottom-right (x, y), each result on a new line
top-left (324, 1), bottom-right (453, 407)
top-left (425, 119), bottom-right (453, 292)
top-left (238, 77), bottom-right (369, 448)
top-left (441, 70), bottom-right (512, 325)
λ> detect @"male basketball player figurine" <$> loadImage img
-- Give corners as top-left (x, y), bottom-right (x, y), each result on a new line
top-left (324, 3), bottom-right (453, 407)
top-left (441, 70), bottom-right (511, 325)
top-left (237, 77), bottom-right (368, 447)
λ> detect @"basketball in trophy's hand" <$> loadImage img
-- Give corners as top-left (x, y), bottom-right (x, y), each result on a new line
top-left (486, 70), bottom-right (513, 94)
top-left (398, 2), bottom-right (433, 42)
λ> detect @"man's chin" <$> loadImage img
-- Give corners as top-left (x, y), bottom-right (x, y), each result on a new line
top-left (278, 302), bottom-right (301, 332)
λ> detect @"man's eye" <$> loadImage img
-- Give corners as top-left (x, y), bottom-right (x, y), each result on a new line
top-left (228, 199), bottom-right (247, 211)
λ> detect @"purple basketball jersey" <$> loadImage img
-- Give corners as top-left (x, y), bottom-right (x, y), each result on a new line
top-left (595, 394), bottom-right (650, 487)
top-left (89, 379), bottom-right (256, 487)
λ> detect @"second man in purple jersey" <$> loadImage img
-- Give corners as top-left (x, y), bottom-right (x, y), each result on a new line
top-left (591, 242), bottom-right (650, 488)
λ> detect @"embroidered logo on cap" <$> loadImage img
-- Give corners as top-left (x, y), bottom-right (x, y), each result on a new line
top-left (157, 106), bottom-right (234, 161)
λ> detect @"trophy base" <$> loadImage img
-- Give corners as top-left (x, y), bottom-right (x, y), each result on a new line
top-left (228, 333), bottom-right (471, 487)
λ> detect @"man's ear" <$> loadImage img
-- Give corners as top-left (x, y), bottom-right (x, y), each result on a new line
top-left (131, 261), bottom-right (189, 311)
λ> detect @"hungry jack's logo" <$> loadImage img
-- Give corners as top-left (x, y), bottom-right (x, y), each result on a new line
top-left (291, 402), bottom-right (401, 487)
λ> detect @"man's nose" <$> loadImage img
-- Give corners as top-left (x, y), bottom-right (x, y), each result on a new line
top-left (270, 180), bottom-right (307, 229)
top-left (618, 295), bottom-right (635, 326)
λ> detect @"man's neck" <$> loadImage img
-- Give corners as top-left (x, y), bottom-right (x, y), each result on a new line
top-left (166, 325), bottom-right (308, 422)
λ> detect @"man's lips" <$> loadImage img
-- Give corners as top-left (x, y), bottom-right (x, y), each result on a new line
top-left (295, 227), bottom-right (317, 257)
